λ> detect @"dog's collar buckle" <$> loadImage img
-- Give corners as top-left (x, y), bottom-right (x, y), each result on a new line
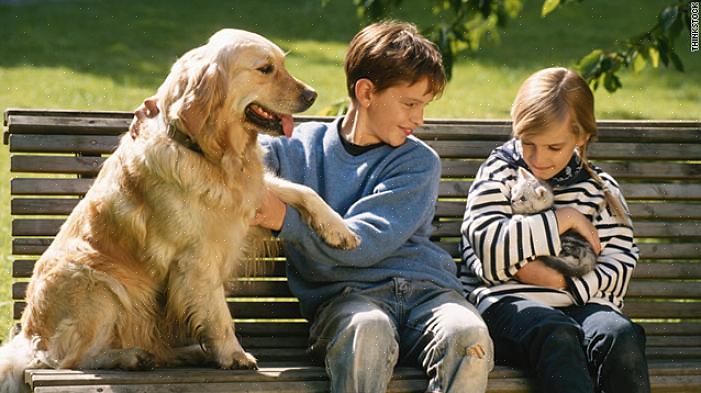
top-left (166, 123), bottom-right (204, 155)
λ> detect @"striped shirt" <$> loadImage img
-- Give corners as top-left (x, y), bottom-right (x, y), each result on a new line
top-left (458, 151), bottom-right (638, 313)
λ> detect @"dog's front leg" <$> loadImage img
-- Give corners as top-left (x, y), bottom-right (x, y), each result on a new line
top-left (167, 268), bottom-right (257, 369)
top-left (264, 173), bottom-right (360, 249)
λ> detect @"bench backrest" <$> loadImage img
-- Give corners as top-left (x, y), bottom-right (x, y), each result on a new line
top-left (4, 109), bottom-right (701, 361)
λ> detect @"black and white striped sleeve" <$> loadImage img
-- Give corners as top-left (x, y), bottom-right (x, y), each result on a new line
top-left (565, 176), bottom-right (638, 307)
top-left (460, 160), bottom-right (562, 284)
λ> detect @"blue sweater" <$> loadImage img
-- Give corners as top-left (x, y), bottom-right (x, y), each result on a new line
top-left (259, 117), bottom-right (462, 319)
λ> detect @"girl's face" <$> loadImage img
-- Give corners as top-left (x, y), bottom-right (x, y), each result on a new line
top-left (518, 118), bottom-right (589, 180)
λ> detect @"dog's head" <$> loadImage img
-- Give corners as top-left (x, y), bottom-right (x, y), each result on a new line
top-left (156, 29), bottom-right (317, 158)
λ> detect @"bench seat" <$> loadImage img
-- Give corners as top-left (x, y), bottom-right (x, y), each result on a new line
top-left (4, 109), bottom-right (701, 392)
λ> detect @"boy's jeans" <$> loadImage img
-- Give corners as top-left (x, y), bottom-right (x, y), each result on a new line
top-left (308, 278), bottom-right (493, 393)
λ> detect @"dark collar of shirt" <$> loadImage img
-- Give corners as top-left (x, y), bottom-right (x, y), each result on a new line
top-left (337, 117), bottom-right (386, 156)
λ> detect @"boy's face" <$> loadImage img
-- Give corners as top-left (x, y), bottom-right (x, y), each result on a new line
top-left (362, 77), bottom-right (434, 147)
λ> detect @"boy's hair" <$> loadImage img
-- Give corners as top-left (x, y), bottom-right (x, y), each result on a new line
top-left (344, 20), bottom-right (446, 101)
top-left (511, 67), bottom-right (629, 223)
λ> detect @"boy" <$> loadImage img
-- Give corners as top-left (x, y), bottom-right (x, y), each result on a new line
top-left (254, 21), bottom-right (493, 393)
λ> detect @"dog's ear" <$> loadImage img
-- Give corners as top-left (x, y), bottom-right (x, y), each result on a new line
top-left (178, 61), bottom-right (226, 138)
top-left (160, 48), bottom-right (227, 140)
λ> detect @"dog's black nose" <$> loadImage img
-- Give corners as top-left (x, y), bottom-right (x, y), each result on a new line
top-left (302, 89), bottom-right (317, 105)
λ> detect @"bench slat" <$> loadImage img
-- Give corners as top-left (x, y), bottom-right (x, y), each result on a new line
top-left (13, 279), bottom-right (701, 301)
top-left (14, 218), bottom-right (701, 238)
top-left (9, 134), bottom-right (120, 154)
top-left (6, 114), bottom-right (129, 135)
top-left (427, 140), bottom-right (701, 160)
top-left (12, 301), bottom-right (304, 320)
top-left (623, 301), bottom-right (701, 319)
top-left (13, 197), bottom-right (701, 221)
top-left (22, 362), bottom-right (701, 393)
top-left (438, 181), bottom-right (701, 201)
top-left (12, 258), bottom-right (286, 278)
top-left (11, 155), bottom-right (105, 175)
top-left (632, 261), bottom-right (701, 278)
top-left (12, 281), bottom-right (295, 300)
top-left (7, 111), bottom-right (700, 141)
top-left (440, 159), bottom-right (701, 180)
top-left (12, 256), bottom-right (701, 281)
top-left (225, 322), bottom-right (701, 338)
top-left (626, 281), bottom-right (701, 299)
top-left (415, 123), bottom-right (701, 143)
top-left (11, 140), bottom-right (700, 166)
top-left (13, 299), bottom-right (701, 320)
top-left (435, 200), bottom-right (701, 220)
top-left (11, 178), bottom-right (94, 195)
top-left (12, 178), bottom-right (701, 202)
top-left (11, 198), bottom-right (80, 215)
top-left (435, 241), bottom-right (701, 260)
top-left (9, 153), bottom-right (701, 181)
top-left (430, 220), bottom-right (701, 239)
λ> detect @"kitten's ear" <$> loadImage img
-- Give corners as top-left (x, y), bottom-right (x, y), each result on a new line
top-left (536, 186), bottom-right (547, 198)
top-left (517, 167), bottom-right (529, 179)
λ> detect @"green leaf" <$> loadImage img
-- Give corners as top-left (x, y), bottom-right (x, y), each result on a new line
top-left (657, 39), bottom-right (670, 67)
top-left (670, 52), bottom-right (684, 72)
top-left (632, 52), bottom-right (647, 73)
top-left (577, 49), bottom-right (604, 79)
top-left (541, 0), bottom-right (561, 17)
top-left (648, 47), bottom-right (660, 68)
top-left (669, 14), bottom-right (684, 45)
top-left (603, 72), bottom-right (622, 93)
top-left (600, 56), bottom-right (614, 73)
top-left (659, 6), bottom-right (679, 32)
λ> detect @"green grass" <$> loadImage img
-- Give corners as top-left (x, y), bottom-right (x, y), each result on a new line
top-left (1, 0), bottom-right (699, 341)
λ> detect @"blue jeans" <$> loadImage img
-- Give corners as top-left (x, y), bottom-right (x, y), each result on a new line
top-left (308, 278), bottom-right (493, 393)
top-left (482, 297), bottom-right (650, 393)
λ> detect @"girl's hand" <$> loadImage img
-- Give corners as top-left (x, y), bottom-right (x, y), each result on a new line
top-left (252, 188), bottom-right (287, 231)
top-left (515, 259), bottom-right (567, 289)
top-left (555, 207), bottom-right (601, 254)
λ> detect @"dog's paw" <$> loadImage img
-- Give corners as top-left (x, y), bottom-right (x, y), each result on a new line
top-left (220, 350), bottom-right (258, 370)
top-left (120, 348), bottom-right (156, 371)
top-left (314, 220), bottom-right (361, 250)
top-left (301, 204), bottom-right (361, 250)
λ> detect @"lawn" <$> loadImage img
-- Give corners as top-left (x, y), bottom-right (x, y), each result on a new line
top-left (0, 0), bottom-right (699, 340)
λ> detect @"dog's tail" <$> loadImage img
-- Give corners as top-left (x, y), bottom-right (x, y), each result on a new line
top-left (0, 333), bottom-right (34, 393)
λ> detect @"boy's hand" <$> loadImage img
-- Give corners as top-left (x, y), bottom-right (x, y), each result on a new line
top-left (555, 207), bottom-right (601, 255)
top-left (515, 259), bottom-right (566, 289)
top-left (129, 97), bottom-right (159, 139)
top-left (252, 188), bottom-right (287, 231)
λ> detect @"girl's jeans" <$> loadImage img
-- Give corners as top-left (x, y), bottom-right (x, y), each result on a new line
top-left (482, 296), bottom-right (650, 393)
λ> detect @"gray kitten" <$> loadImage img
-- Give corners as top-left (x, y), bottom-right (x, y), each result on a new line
top-left (510, 167), bottom-right (597, 277)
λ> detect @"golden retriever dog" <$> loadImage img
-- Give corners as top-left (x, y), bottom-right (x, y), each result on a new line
top-left (0, 28), bottom-right (359, 393)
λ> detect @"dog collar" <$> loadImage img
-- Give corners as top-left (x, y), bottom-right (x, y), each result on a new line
top-left (166, 123), bottom-right (203, 155)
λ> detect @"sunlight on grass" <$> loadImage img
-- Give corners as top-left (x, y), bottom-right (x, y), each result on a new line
top-left (0, 66), bottom-right (154, 110)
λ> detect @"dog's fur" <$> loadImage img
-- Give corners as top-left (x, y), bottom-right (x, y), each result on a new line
top-left (0, 29), bottom-right (359, 393)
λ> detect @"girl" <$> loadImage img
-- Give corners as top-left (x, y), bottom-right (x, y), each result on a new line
top-left (458, 67), bottom-right (650, 392)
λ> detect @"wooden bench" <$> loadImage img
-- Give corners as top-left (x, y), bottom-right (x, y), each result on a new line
top-left (4, 108), bottom-right (701, 392)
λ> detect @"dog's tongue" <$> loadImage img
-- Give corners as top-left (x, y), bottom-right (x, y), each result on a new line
top-left (281, 114), bottom-right (294, 138)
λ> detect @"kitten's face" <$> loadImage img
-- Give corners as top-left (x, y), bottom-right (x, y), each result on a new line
top-left (511, 167), bottom-right (555, 214)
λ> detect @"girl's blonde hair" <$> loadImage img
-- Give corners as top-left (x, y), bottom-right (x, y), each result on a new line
top-left (511, 67), bottom-right (629, 224)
